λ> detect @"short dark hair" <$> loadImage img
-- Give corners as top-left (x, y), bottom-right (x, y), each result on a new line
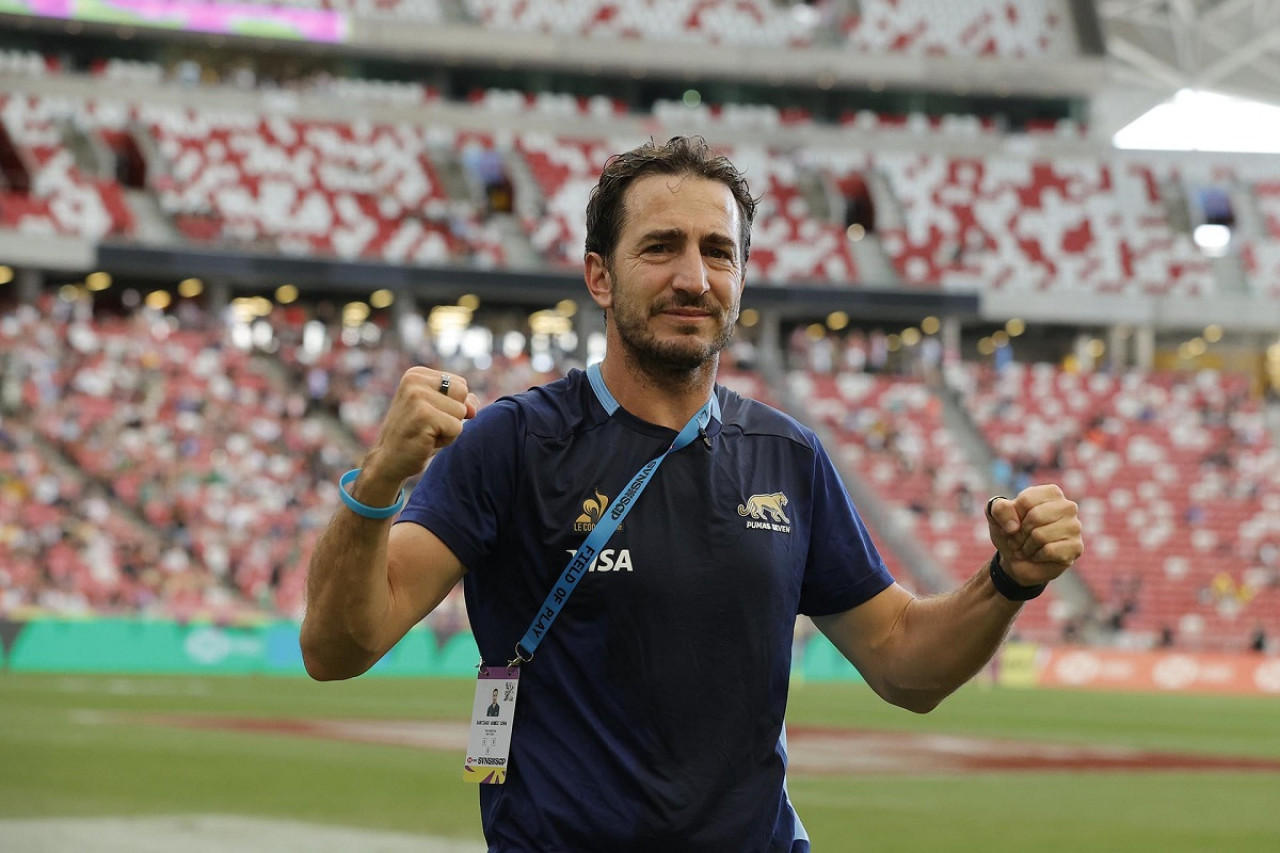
top-left (584, 136), bottom-right (757, 264)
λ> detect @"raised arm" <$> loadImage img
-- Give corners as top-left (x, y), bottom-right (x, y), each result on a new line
top-left (813, 484), bottom-right (1082, 713)
top-left (300, 367), bottom-right (479, 681)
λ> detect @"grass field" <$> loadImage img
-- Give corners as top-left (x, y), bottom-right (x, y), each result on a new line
top-left (3, 672), bottom-right (1278, 851)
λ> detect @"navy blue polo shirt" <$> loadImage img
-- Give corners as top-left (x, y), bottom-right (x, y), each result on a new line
top-left (398, 368), bottom-right (892, 852)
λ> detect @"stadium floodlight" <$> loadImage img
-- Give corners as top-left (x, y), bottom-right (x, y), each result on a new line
top-left (1113, 89), bottom-right (1280, 153)
top-left (1193, 223), bottom-right (1232, 256)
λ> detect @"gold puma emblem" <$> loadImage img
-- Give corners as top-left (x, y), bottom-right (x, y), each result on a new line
top-left (737, 492), bottom-right (791, 525)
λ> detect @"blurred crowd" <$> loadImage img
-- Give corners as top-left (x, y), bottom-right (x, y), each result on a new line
top-left (2, 295), bottom-right (1278, 654)
top-left (0, 296), bottom-right (557, 629)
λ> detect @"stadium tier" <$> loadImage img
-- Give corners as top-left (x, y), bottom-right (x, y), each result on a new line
top-left (10, 307), bottom-right (340, 619)
top-left (5, 86), bottom-right (1280, 293)
top-left (147, 109), bottom-right (471, 264)
top-left (0, 95), bottom-right (134, 241)
top-left (0, 417), bottom-right (165, 615)
top-left (10, 296), bottom-right (1276, 650)
top-left (188, 0), bottom-right (1076, 56)
top-left (842, 0), bottom-right (1077, 58)
top-left (0, 298), bottom-right (578, 623)
top-left (197, 0), bottom-right (450, 22)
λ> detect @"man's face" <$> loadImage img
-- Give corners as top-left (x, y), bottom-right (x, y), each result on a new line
top-left (594, 174), bottom-right (745, 373)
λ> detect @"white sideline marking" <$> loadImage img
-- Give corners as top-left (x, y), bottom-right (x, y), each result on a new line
top-left (0, 815), bottom-right (484, 852)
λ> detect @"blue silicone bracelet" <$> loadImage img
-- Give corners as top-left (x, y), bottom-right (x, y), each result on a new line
top-left (338, 468), bottom-right (406, 519)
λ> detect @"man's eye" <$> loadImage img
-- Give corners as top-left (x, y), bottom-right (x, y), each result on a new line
top-left (707, 248), bottom-right (731, 259)
top-left (645, 244), bottom-right (668, 253)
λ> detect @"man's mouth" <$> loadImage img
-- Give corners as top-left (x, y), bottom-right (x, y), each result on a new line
top-left (654, 303), bottom-right (716, 320)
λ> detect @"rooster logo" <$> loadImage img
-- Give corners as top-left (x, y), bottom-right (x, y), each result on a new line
top-left (575, 488), bottom-right (617, 532)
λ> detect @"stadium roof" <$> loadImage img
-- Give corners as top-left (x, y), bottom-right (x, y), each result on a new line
top-left (1095, 0), bottom-right (1280, 138)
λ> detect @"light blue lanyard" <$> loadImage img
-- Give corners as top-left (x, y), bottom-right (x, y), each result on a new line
top-left (510, 363), bottom-right (720, 665)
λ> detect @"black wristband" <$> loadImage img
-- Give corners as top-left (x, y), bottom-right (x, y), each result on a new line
top-left (988, 551), bottom-right (1046, 601)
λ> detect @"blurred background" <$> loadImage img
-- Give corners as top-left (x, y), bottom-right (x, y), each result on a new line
top-left (1, 1), bottom-right (1279, 849)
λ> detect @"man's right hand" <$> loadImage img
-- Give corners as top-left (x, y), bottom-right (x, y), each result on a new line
top-left (360, 367), bottom-right (480, 491)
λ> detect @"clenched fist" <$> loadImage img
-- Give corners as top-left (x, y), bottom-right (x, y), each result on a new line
top-left (360, 367), bottom-right (481, 492)
top-left (985, 484), bottom-right (1083, 588)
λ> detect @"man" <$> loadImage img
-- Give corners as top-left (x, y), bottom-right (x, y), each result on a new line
top-left (301, 136), bottom-right (1083, 851)
top-left (486, 688), bottom-right (501, 717)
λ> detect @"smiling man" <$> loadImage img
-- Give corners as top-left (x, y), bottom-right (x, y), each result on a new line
top-left (300, 136), bottom-right (1084, 852)
top-left (587, 169), bottom-right (744, 377)
top-left (583, 164), bottom-right (746, 429)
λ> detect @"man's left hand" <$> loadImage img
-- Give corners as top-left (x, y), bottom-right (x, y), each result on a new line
top-left (986, 485), bottom-right (1084, 587)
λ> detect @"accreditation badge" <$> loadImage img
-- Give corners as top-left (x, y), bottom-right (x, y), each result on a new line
top-left (463, 664), bottom-right (519, 784)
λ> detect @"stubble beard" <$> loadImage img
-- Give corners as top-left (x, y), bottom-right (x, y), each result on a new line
top-left (611, 290), bottom-right (738, 379)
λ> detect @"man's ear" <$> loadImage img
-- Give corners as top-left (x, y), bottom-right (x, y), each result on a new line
top-left (584, 252), bottom-right (613, 310)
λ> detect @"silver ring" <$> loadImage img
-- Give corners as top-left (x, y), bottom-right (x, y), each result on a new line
top-left (986, 495), bottom-right (1007, 521)
top-left (438, 373), bottom-right (451, 394)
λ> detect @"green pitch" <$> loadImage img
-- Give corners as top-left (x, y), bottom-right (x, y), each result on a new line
top-left (2, 673), bottom-right (1277, 851)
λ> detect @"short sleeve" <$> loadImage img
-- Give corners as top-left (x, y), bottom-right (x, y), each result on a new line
top-left (797, 437), bottom-right (894, 616)
top-left (395, 399), bottom-right (522, 572)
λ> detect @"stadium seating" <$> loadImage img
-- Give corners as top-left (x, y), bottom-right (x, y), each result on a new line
top-left (0, 306), bottom-right (200, 615)
top-left (8, 84), bottom-right (1259, 292)
top-left (0, 48), bottom-right (53, 79)
top-left (11, 59), bottom-right (1280, 295)
top-left (143, 108), bottom-right (482, 264)
top-left (200, 0), bottom-right (448, 22)
top-left (6, 283), bottom-right (1277, 653)
top-left (189, 0), bottom-right (1076, 58)
top-left (844, 0), bottom-right (1076, 58)
top-left (1245, 179), bottom-right (1280, 296)
top-left (15, 308), bottom-right (347, 619)
top-left (514, 132), bottom-right (621, 268)
top-left (860, 153), bottom-right (1214, 295)
top-left (461, 0), bottom-right (823, 47)
top-left (0, 95), bottom-right (136, 241)
top-left (957, 361), bottom-right (1280, 651)
top-left (784, 367), bottom-right (1061, 640)
top-left (0, 299), bottom-right (578, 622)
top-left (0, 418), bottom-right (167, 615)
top-left (274, 319), bottom-right (562, 447)
top-left (1258, 180), bottom-right (1280, 239)
top-left (726, 145), bottom-right (863, 285)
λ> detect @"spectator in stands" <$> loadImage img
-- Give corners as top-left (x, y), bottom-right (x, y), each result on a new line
top-left (840, 171), bottom-right (876, 234)
top-left (1258, 540), bottom-right (1279, 570)
top-left (809, 329), bottom-right (835, 373)
top-left (1250, 625), bottom-right (1269, 653)
top-left (173, 59), bottom-right (201, 87)
top-left (301, 135), bottom-right (1084, 851)
top-left (729, 336), bottom-right (758, 370)
top-left (842, 329), bottom-right (867, 372)
top-left (918, 332), bottom-right (942, 383)
top-left (786, 323), bottom-right (810, 369)
top-left (867, 327), bottom-right (889, 372)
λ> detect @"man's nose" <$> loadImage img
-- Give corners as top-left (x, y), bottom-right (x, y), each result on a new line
top-left (669, 246), bottom-right (710, 294)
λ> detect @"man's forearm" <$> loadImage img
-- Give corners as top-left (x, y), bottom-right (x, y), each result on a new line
top-left (299, 504), bottom-right (398, 680)
top-left (883, 562), bottom-right (1022, 711)
top-left (299, 369), bottom-right (479, 681)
